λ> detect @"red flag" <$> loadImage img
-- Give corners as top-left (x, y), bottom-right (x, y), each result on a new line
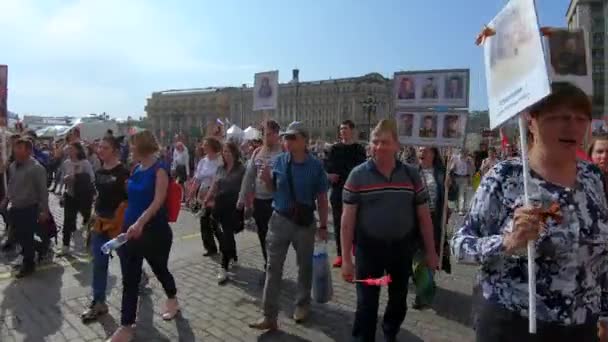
top-left (354, 275), bottom-right (392, 286)
top-left (499, 128), bottom-right (509, 151)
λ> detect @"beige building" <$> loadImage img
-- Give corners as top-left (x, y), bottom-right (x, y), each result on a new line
top-left (146, 71), bottom-right (393, 142)
top-left (566, 0), bottom-right (607, 117)
top-left (145, 87), bottom-right (230, 143)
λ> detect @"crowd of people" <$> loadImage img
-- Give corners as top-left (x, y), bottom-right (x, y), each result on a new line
top-left (1, 81), bottom-right (608, 341)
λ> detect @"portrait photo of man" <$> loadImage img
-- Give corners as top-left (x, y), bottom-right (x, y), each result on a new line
top-left (421, 77), bottom-right (438, 99)
top-left (419, 115), bottom-right (437, 138)
top-left (397, 77), bottom-right (415, 100)
top-left (445, 76), bottom-right (464, 99)
top-left (549, 30), bottom-right (587, 76)
top-left (258, 77), bottom-right (273, 98)
top-left (443, 115), bottom-right (462, 138)
top-left (397, 113), bottom-right (414, 136)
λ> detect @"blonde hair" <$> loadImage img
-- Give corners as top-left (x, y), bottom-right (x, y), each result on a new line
top-left (130, 130), bottom-right (160, 156)
top-left (371, 119), bottom-right (398, 142)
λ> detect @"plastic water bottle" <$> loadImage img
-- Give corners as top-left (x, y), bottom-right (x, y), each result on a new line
top-left (101, 233), bottom-right (127, 254)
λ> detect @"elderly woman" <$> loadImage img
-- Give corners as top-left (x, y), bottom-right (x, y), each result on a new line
top-left (451, 82), bottom-right (608, 341)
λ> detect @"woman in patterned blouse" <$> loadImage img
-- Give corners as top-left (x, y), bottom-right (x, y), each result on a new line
top-left (452, 82), bottom-right (608, 342)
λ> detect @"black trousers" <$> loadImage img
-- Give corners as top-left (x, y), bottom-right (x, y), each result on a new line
top-left (252, 198), bottom-right (273, 268)
top-left (352, 237), bottom-right (413, 341)
top-left (200, 208), bottom-right (220, 254)
top-left (118, 222), bottom-right (177, 326)
top-left (63, 194), bottom-right (91, 247)
top-left (330, 196), bottom-right (343, 256)
top-left (214, 207), bottom-right (239, 270)
top-left (9, 205), bottom-right (39, 269)
top-left (475, 294), bottom-right (598, 342)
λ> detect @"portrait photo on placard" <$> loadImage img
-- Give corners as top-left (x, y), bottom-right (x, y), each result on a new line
top-left (253, 70), bottom-right (279, 111)
top-left (487, 0), bottom-right (539, 97)
top-left (421, 76), bottom-right (439, 99)
top-left (549, 30), bottom-right (587, 76)
top-left (444, 75), bottom-right (464, 99)
top-left (443, 114), bottom-right (463, 138)
top-left (396, 76), bottom-right (416, 100)
top-left (397, 112), bottom-right (414, 137)
top-left (419, 114), bottom-right (437, 138)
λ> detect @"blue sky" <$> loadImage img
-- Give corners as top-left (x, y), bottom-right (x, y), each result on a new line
top-left (0, 0), bottom-right (570, 118)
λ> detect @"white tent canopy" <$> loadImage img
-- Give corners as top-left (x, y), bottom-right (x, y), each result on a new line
top-left (243, 126), bottom-right (261, 141)
top-left (36, 125), bottom-right (70, 138)
top-left (226, 125), bottom-right (244, 140)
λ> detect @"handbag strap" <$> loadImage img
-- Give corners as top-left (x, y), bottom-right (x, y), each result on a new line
top-left (286, 157), bottom-right (297, 205)
top-left (285, 155), bottom-right (316, 208)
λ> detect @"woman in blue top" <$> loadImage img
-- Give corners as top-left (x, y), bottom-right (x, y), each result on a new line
top-left (108, 130), bottom-right (179, 342)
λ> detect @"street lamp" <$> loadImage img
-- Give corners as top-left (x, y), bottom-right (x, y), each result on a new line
top-left (361, 94), bottom-right (378, 140)
top-left (240, 84), bottom-right (246, 127)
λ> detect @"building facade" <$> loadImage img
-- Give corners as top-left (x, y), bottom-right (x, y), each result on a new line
top-left (146, 72), bottom-right (394, 142)
top-left (566, 0), bottom-right (608, 117)
top-left (145, 87), bottom-right (230, 144)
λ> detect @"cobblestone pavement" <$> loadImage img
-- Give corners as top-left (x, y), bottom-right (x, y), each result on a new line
top-left (0, 194), bottom-right (477, 341)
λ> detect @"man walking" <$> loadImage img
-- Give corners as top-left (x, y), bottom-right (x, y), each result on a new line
top-left (4, 137), bottom-right (49, 278)
top-left (238, 120), bottom-right (283, 278)
top-left (325, 120), bottom-right (366, 267)
top-left (341, 120), bottom-right (438, 342)
top-left (249, 121), bottom-right (329, 330)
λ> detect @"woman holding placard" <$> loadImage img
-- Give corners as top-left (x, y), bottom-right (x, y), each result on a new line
top-left (451, 82), bottom-right (608, 341)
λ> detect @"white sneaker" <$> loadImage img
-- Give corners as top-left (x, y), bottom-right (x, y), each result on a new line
top-left (58, 246), bottom-right (70, 256)
top-left (217, 269), bottom-right (228, 284)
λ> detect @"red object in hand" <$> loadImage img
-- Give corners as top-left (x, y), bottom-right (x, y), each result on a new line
top-left (355, 275), bottom-right (392, 286)
top-left (576, 148), bottom-right (591, 162)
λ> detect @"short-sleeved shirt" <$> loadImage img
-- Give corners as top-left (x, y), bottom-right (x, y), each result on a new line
top-left (343, 159), bottom-right (428, 241)
top-left (271, 153), bottom-right (329, 213)
top-left (95, 164), bottom-right (129, 218)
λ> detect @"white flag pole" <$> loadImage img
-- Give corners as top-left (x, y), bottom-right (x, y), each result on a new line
top-left (518, 114), bottom-right (536, 333)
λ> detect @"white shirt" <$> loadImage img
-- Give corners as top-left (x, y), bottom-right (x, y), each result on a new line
top-left (451, 154), bottom-right (471, 176)
top-left (172, 147), bottom-right (190, 177)
top-left (193, 156), bottom-right (222, 190)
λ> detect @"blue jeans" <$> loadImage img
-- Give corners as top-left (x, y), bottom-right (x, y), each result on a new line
top-left (91, 232), bottom-right (111, 303)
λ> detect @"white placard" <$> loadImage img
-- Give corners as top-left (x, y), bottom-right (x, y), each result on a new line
top-left (253, 70), bottom-right (279, 111)
top-left (393, 69), bottom-right (469, 109)
top-left (396, 111), bottom-right (467, 147)
top-left (484, 0), bottom-right (551, 129)
top-left (544, 28), bottom-right (593, 96)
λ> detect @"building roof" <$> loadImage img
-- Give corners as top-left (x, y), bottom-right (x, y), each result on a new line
top-left (154, 87), bottom-right (225, 96)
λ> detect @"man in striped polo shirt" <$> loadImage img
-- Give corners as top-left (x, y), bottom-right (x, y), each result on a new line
top-left (341, 119), bottom-right (438, 342)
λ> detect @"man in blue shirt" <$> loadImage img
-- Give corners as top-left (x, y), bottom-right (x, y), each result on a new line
top-left (249, 121), bottom-right (329, 331)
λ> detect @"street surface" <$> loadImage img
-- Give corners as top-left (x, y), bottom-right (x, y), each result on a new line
top-left (0, 195), bottom-right (477, 341)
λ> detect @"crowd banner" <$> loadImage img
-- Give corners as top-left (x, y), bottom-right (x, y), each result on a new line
top-left (479, 0), bottom-right (551, 333)
top-left (253, 71), bottom-right (279, 112)
top-left (396, 112), bottom-right (467, 148)
top-left (542, 27), bottom-right (593, 96)
top-left (393, 69), bottom-right (469, 109)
